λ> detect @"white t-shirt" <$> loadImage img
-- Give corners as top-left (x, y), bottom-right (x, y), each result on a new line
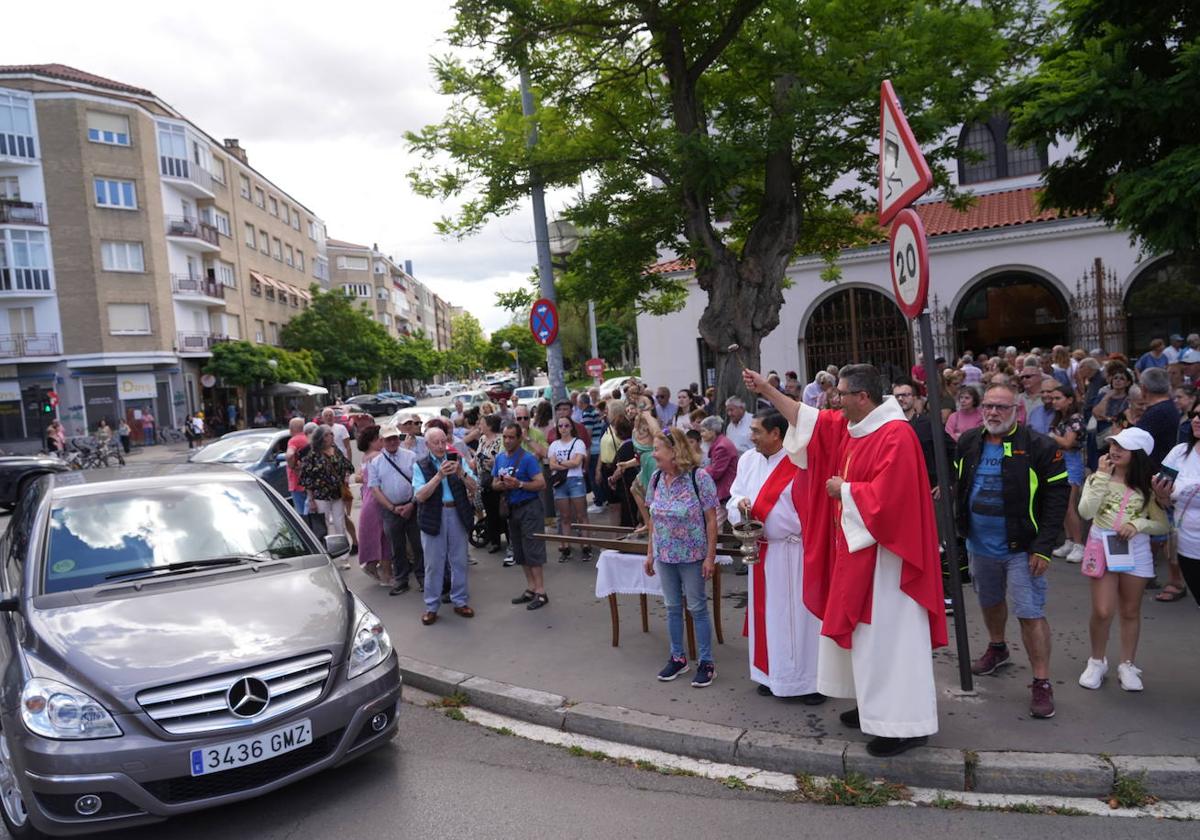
top-left (725, 413), bottom-right (753, 453)
top-left (329, 422), bottom-right (350, 457)
top-left (548, 437), bottom-right (585, 477)
top-left (1163, 443), bottom-right (1200, 559)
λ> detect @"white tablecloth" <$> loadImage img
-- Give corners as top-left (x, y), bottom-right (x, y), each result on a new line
top-left (595, 550), bottom-right (662, 598)
top-left (595, 549), bottom-right (734, 598)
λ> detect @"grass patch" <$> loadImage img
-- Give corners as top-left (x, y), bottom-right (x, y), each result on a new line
top-left (443, 707), bottom-right (466, 721)
top-left (490, 726), bottom-right (514, 736)
top-left (932, 792), bottom-right (959, 810)
top-left (1047, 806), bottom-right (1090, 817)
top-left (635, 759), bottom-right (658, 772)
top-left (664, 767), bottom-right (698, 777)
top-left (1006, 802), bottom-right (1042, 815)
top-left (1110, 773), bottom-right (1157, 809)
top-left (588, 749), bottom-right (608, 761)
top-left (722, 776), bottom-right (749, 790)
top-left (799, 772), bottom-right (907, 807)
top-left (568, 745), bottom-right (587, 757)
top-left (436, 691), bottom-right (469, 708)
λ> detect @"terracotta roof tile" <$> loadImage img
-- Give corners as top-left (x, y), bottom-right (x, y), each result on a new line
top-left (646, 187), bottom-right (1088, 274)
top-left (0, 64), bottom-right (154, 97)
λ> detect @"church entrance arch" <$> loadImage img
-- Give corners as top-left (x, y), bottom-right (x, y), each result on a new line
top-left (1124, 256), bottom-right (1200, 355)
top-left (802, 287), bottom-right (911, 384)
top-left (953, 272), bottom-right (1068, 356)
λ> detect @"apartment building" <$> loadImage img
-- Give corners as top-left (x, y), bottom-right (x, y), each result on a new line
top-left (0, 64), bottom-right (329, 448)
top-left (434, 295), bottom-right (453, 352)
top-left (326, 239), bottom-right (422, 340)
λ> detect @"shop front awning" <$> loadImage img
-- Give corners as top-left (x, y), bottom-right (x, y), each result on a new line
top-left (261, 381), bottom-right (329, 397)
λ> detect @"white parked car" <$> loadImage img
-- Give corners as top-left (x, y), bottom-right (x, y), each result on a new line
top-left (424, 384), bottom-right (453, 398)
top-left (512, 386), bottom-right (545, 408)
top-left (598, 375), bottom-right (639, 397)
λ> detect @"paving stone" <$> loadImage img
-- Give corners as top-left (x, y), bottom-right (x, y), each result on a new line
top-left (973, 751), bottom-right (1112, 797)
top-left (1110, 755), bottom-right (1200, 801)
top-left (396, 655), bottom-right (471, 696)
top-left (844, 743), bottom-right (966, 790)
top-left (735, 729), bottom-right (847, 776)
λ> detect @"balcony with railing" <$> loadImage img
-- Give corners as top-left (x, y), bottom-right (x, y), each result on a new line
top-left (159, 156), bottom-right (215, 197)
top-left (0, 132), bottom-right (36, 162)
top-left (0, 267), bottom-right (52, 294)
top-left (171, 273), bottom-right (226, 303)
top-left (0, 200), bottom-right (45, 225)
top-left (165, 216), bottom-right (221, 252)
top-left (0, 333), bottom-right (59, 358)
top-left (176, 332), bottom-right (229, 354)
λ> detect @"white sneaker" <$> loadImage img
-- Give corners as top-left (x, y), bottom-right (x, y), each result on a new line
top-left (1065, 543), bottom-right (1085, 564)
top-left (1078, 657), bottom-right (1108, 689)
top-left (1052, 540), bottom-right (1074, 558)
top-left (1118, 661), bottom-right (1144, 691)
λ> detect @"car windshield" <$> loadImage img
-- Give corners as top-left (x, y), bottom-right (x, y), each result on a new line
top-left (190, 435), bottom-right (274, 464)
top-left (43, 482), bottom-right (312, 593)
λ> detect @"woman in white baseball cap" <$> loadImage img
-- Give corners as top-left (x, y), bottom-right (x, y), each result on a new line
top-left (1076, 426), bottom-right (1169, 692)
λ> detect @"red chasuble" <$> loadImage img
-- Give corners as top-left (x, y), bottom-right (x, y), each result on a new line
top-left (798, 409), bottom-right (948, 650)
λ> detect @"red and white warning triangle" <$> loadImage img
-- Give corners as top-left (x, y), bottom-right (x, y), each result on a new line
top-left (878, 80), bottom-right (933, 226)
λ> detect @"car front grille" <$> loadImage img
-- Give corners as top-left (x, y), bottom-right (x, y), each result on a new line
top-left (140, 728), bottom-right (344, 804)
top-left (136, 652), bottom-right (334, 736)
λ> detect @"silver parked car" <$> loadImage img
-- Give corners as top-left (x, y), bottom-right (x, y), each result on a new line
top-left (0, 465), bottom-right (401, 837)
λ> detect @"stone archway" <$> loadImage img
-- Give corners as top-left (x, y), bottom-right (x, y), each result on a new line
top-left (803, 286), bottom-right (911, 383)
top-left (1124, 255), bottom-right (1200, 355)
top-left (953, 272), bottom-right (1069, 355)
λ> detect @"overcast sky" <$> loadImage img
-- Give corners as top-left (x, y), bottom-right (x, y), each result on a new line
top-left (7, 1), bottom-right (564, 333)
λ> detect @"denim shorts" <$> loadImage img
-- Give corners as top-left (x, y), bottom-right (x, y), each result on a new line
top-left (968, 551), bottom-right (1047, 619)
top-left (553, 475), bottom-right (587, 500)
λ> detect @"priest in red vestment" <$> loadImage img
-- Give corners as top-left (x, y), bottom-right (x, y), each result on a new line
top-left (744, 364), bottom-right (947, 757)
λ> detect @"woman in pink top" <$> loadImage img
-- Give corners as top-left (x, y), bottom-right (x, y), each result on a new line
top-left (945, 385), bottom-right (984, 441)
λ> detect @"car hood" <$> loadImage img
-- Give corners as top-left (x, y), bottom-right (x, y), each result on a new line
top-left (25, 561), bottom-right (350, 711)
top-left (0, 456), bottom-right (67, 469)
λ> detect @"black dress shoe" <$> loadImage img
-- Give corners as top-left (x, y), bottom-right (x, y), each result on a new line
top-left (756, 684), bottom-right (774, 697)
top-left (866, 736), bottom-right (928, 757)
top-left (802, 693), bottom-right (827, 706)
top-left (388, 582), bottom-right (410, 596)
top-left (839, 707), bottom-right (861, 729)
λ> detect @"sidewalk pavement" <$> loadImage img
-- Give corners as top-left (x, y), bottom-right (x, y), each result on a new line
top-left (342, 501), bottom-right (1200, 798)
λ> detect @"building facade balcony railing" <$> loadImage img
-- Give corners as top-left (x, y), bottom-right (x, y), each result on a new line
top-left (0, 332), bottom-right (59, 357)
top-left (0, 267), bottom-right (52, 293)
top-left (176, 332), bottom-right (229, 353)
top-left (160, 156), bottom-right (215, 195)
top-left (171, 273), bottom-right (225, 300)
top-left (0, 132), bottom-right (36, 161)
top-left (0, 200), bottom-right (45, 225)
top-left (165, 216), bottom-right (220, 248)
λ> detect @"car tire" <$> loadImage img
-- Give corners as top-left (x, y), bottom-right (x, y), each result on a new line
top-left (0, 729), bottom-right (48, 840)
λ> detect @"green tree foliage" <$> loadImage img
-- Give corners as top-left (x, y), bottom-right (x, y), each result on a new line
top-left (1006, 0), bottom-right (1200, 261)
top-left (409, 0), bottom-right (1042, 402)
top-left (280, 289), bottom-right (395, 388)
top-left (486, 324), bottom-right (547, 381)
top-left (393, 331), bottom-right (442, 381)
top-left (205, 341), bottom-right (321, 387)
top-left (445, 311), bottom-right (490, 377)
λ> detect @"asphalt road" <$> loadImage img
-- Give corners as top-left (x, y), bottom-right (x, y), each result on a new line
top-left (4, 703), bottom-right (1192, 840)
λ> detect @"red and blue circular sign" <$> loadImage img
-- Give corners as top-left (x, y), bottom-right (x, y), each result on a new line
top-left (529, 298), bottom-right (559, 347)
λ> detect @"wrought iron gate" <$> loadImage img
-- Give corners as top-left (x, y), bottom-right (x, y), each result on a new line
top-left (804, 287), bottom-right (912, 382)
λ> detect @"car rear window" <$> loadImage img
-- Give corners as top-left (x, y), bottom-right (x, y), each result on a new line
top-left (43, 482), bottom-right (312, 593)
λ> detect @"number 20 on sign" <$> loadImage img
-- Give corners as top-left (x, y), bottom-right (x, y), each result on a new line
top-left (888, 208), bottom-right (930, 321)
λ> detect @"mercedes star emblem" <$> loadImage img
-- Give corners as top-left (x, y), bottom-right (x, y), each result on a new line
top-left (226, 676), bottom-right (271, 718)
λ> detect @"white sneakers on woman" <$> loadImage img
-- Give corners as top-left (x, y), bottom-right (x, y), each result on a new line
top-left (1052, 540), bottom-right (1085, 563)
top-left (1078, 657), bottom-right (1107, 689)
top-left (1052, 540), bottom-right (1074, 558)
top-left (1079, 657), bottom-right (1144, 691)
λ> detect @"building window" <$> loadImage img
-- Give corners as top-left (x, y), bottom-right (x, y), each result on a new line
top-left (280, 204), bottom-right (289, 225)
top-left (307, 220), bottom-right (318, 240)
top-left (342, 283), bottom-right (371, 298)
top-left (250, 275), bottom-right (262, 296)
top-left (268, 322), bottom-right (280, 345)
top-left (239, 174), bottom-right (251, 199)
top-left (244, 223), bottom-right (256, 248)
top-left (254, 319), bottom-right (265, 343)
top-left (259, 229), bottom-right (269, 254)
top-left (268, 197), bottom-right (278, 216)
top-left (204, 208), bottom-right (231, 237)
top-left (337, 255), bottom-right (369, 271)
top-left (0, 176), bottom-right (19, 200)
top-left (1, 229), bottom-right (52, 291)
top-left (254, 187), bottom-right (265, 208)
top-left (296, 251), bottom-right (305, 272)
top-left (313, 257), bottom-right (328, 281)
top-left (0, 93), bottom-right (36, 158)
top-left (225, 313), bottom-right (241, 340)
top-left (290, 293), bottom-right (299, 308)
top-left (265, 284), bottom-right (276, 302)
top-left (86, 111), bottom-right (130, 146)
top-left (216, 261), bottom-right (236, 288)
top-left (285, 244), bottom-right (294, 266)
top-left (100, 241), bottom-right (145, 272)
top-left (377, 286), bottom-right (388, 300)
top-left (107, 303), bottom-right (151, 335)
top-left (291, 212), bottom-right (301, 231)
top-left (957, 115), bottom-right (1048, 186)
top-left (210, 157), bottom-right (226, 185)
top-left (272, 237), bottom-right (282, 261)
top-left (93, 177), bottom-right (137, 209)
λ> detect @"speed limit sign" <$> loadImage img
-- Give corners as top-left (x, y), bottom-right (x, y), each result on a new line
top-left (888, 208), bottom-right (929, 320)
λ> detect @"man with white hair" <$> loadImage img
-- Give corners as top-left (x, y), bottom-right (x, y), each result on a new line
top-left (1182, 334), bottom-right (1200, 364)
top-left (723, 396), bottom-right (753, 453)
top-left (413, 426), bottom-right (479, 625)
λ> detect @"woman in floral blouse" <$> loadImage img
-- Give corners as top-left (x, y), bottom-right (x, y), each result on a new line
top-left (301, 425), bottom-right (354, 567)
top-left (643, 427), bottom-right (719, 688)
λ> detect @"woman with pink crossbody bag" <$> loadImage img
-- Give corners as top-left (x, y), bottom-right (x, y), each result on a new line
top-left (1076, 428), bottom-right (1169, 692)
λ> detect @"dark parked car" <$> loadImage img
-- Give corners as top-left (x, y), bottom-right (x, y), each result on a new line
top-left (375, 392), bottom-right (417, 408)
top-left (0, 466), bottom-right (401, 837)
top-left (187, 429), bottom-right (291, 499)
top-left (0, 456), bottom-right (71, 510)
top-left (343, 395), bottom-right (400, 417)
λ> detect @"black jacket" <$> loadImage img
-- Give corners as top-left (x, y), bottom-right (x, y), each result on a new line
top-left (954, 423), bottom-right (1070, 559)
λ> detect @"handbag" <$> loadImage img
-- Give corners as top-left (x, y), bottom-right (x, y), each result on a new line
top-left (1082, 486), bottom-right (1133, 578)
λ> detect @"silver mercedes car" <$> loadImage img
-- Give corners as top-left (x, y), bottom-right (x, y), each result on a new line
top-left (0, 465), bottom-right (401, 837)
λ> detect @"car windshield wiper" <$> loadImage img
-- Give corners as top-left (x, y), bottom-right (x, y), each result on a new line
top-left (104, 556), bottom-right (261, 581)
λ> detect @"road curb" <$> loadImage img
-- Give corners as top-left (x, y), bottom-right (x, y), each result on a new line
top-left (395, 655), bottom-right (1197, 800)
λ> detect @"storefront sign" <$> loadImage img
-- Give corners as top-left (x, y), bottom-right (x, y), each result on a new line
top-left (0, 381), bottom-right (20, 403)
top-left (118, 372), bottom-right (157, 401)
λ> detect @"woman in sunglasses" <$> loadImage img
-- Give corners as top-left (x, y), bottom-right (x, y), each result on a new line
top-left (548, 416), bottom-right (590, 561)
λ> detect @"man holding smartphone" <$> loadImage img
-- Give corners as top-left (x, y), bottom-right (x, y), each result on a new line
top-left (413, 427), bottom-right (479, 625)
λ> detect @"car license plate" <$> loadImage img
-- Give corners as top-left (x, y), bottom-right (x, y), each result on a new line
top-left (189, 719), bottom-right (312, 776)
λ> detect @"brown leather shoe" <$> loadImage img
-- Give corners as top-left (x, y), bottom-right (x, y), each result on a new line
top-left (453, 605), bottom-right (475, 618)
top-left (421, 611), bottom-right (437, 626)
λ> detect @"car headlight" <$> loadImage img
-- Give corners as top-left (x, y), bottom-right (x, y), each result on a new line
top-left (347, 597), bottom-right (392, 679)
top-left (21, 679), bottom-right (122, 739)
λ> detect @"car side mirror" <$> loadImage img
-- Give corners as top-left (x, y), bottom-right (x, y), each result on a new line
top-left (324, 534), bottom-right (351, 558)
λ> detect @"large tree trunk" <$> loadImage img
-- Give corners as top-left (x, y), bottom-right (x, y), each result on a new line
top-left (698, 260), bottom-right (784, 411)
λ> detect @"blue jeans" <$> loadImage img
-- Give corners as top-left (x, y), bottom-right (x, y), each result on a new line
top-left (290, 490), bottom-right (308, 516)
top-left (968, 551), bottom-right (1047, 619)
top-left (656, 559), bottom-right (713, 663)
